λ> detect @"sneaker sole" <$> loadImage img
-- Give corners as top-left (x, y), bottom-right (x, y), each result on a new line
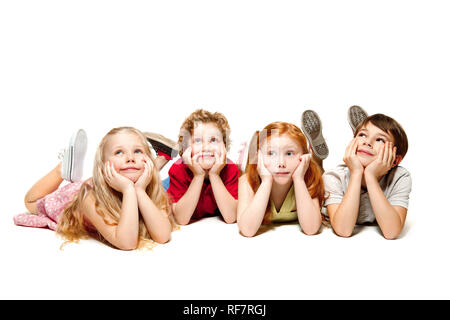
top-left (144, 132), bottom-right (179, 158)
top-left (301, 110), bottom-right (329, 160)
top-left (70, 129), bottom-right (88, 182)
top-left (347, 105), bottom-right (368, 133)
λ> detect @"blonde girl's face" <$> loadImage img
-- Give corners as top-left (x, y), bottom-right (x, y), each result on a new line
top-left (355, 122), bottom-right (395, 167)
top-left (190, 122), bottom-right (225, 170)
top-left (103, 132), bottom-right (148, 183)
top-left (261, 134), bottom-right (304, 184)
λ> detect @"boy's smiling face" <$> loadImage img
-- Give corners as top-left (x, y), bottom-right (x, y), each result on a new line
top-left (355, 121), bottom-right (396, 167)
top-left (190, 122), bottom-right (225, 170)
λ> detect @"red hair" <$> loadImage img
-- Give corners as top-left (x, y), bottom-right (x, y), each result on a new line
top-left (245, 122), bottom-right (324, 223)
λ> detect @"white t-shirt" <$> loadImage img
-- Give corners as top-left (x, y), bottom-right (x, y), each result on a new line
top-left (322, 164), bottom-right (412, 224)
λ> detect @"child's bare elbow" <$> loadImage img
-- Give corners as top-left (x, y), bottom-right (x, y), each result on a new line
top-left (382, 230), bottom-right (400, 240)
top-left (335, 228), bottom-right (353, 238)
top-left (154, 234), bottom-right (171, 244)
top-left (175, 217), bottom-right (190, 225)
top-left (115, 238), bottom-right (138, 251)
top-left (302, 228), bottom-right (319, 236)
top-left (116, 242), bottom-right (138, 251)
top-left (238, 224), bottom-right (257, 238)
top-left (224, 215), bottom-right (237, 224)
top-left (240, 230), bottom-right (256, 238)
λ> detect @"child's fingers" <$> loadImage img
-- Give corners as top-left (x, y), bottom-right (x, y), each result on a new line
top-left (110, 162), bottom-right (118, 177)
top-left (386, 142), bottom-right (393, 164)
top-left (143, 160), bottom-right (150, 175)
top-left (257, 151), bottom-right (265, 170)
top-left (193, 152), bottom-right (202, 165)
top-left (220, 145), bottom-right (226, 163)
top-left (344, 139), bottom-right (354, 156)
top-left (105, 162), bottom-right (113, 182)
top-left (144, 155), bottom-right (154, 171)
top-left (183, 146), bottom-right (193, 165)
top-left (350, 139), bottom-right (358, 156)
top-left (392, 146), bottom-right (397, 166)
top-left (382, 142), bottom-right (390, 164)
top-left (345, 138), bottom-right (357, 157)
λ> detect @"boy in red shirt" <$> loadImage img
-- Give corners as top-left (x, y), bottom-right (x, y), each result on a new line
top-left (167, 109), bottom-right (239, 225)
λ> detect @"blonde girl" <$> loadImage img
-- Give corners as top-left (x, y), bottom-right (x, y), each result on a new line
top-left (16, 127), bottom-right (173, 250)
top-left (237, 122), bottom-right (324, 237)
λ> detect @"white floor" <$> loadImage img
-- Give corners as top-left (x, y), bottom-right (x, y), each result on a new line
top-left (1, 0), bottom-right (450, 300)
top-left (1, 200), bottom-right (449, 299)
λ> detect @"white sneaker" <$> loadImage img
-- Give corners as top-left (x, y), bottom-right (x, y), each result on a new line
top-left (60, 129), bottom-right (88, 182)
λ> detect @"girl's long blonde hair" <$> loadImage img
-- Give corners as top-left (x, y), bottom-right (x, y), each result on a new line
top-left (245, 122), bottom-right (324, 224)
top-left (57, 127), bottom-right (172, 249)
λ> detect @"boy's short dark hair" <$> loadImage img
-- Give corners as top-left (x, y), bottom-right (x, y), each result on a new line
top-left (354, 113), bottom-right (408, 158)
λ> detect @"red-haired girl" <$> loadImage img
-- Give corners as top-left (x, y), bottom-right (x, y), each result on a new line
top-left (237, 122), bottom-right (324, 237)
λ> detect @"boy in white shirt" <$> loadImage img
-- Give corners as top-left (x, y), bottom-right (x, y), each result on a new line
top-left (321, 107), bottom-right (411, 239)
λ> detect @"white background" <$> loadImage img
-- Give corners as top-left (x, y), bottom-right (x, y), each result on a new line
top-left (0, 0), bottom-right (449, 299)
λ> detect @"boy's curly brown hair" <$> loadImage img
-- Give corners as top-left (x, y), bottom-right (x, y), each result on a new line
top-left (177, 109), bottom-right (231, 156)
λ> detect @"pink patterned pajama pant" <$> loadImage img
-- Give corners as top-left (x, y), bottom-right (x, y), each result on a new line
top-left (14, 181), bottom-right (84, 231)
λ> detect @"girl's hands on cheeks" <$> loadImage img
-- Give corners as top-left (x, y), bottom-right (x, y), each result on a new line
top-left (365, 142), bottom-right (397, 180)
top-left (135, 156), bottom-right (153, 191)
top-left (210, 145), bottom-right (227, 175)
top-left (257, 151), bottom-right (272, 182)
top-left (292, 154), bottom-right (311, 181)
top-left (182, 146), bottom-right (205, 176)
top-left (344, 138), bottom-right (364, 174)
top-left (105, 161), bottom-right (134, 193)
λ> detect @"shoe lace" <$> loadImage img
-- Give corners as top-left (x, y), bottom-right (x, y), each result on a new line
top-left (57, 149), bottom-right (66, 161)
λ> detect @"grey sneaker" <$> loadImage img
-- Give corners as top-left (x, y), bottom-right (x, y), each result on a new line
top-left (60, 129), bottom-right (88, 182)
top-left (347, 105), bottom-right (368, 133)
top-left (300, 110), bottom-right (329, 160)
top-left (143, 132), bottom-right (179, 160)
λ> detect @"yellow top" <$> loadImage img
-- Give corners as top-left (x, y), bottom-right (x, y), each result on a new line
top-left (270, 185), bottom-right (297, 223)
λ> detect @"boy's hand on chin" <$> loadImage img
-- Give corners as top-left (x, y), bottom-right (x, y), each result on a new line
top-left (344, 138), bottom-right (364, 175)
top-left (183, 146), bottom-right (206, 177)
top-left (209, 146), bottom-right (227, 176)
top-left (365, 142), bottom-right (397, 180)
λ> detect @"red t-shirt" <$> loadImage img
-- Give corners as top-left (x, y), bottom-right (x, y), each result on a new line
top-left (167, 158), bottom-right (239, 222)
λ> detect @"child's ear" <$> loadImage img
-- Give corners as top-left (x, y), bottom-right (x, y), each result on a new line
top-left (392, 155), bottom-right (403, 168)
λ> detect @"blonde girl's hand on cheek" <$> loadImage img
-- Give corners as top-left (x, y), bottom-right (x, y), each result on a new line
top-left (292, 153), bottom-right (311, 181)
top-left (210, 144), bottom-right (227, 175)
top-left (344, 138), bottom-right (364, 174)
top-left (182, 146), bottom-right (205, 176)
top-left (135, 156), bottom-right (153, 191)
top-left (104, 161), bottom-right (135, 193)
top-left (365, 141), bottom-right (397, 180)
top-left (257, 151), bottom-right (272, 182)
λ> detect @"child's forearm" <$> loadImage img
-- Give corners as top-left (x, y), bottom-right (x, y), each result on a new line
top-left (114, 186), bottom-right (140, 249)
top-left (331, 172), bottom-right (362, 237)
top-left (293, 178), bottom-right (321, 235)
top-left (209, 173), bottom-right (237, 223)
top-left (237, 179), bottom-right (272, 237)
top-left (172, 175), bottom-right (204, 225)
top-left (365, 175), bottom-right (404, 239)
top-left (136, 189), bottom-right (172, 243)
